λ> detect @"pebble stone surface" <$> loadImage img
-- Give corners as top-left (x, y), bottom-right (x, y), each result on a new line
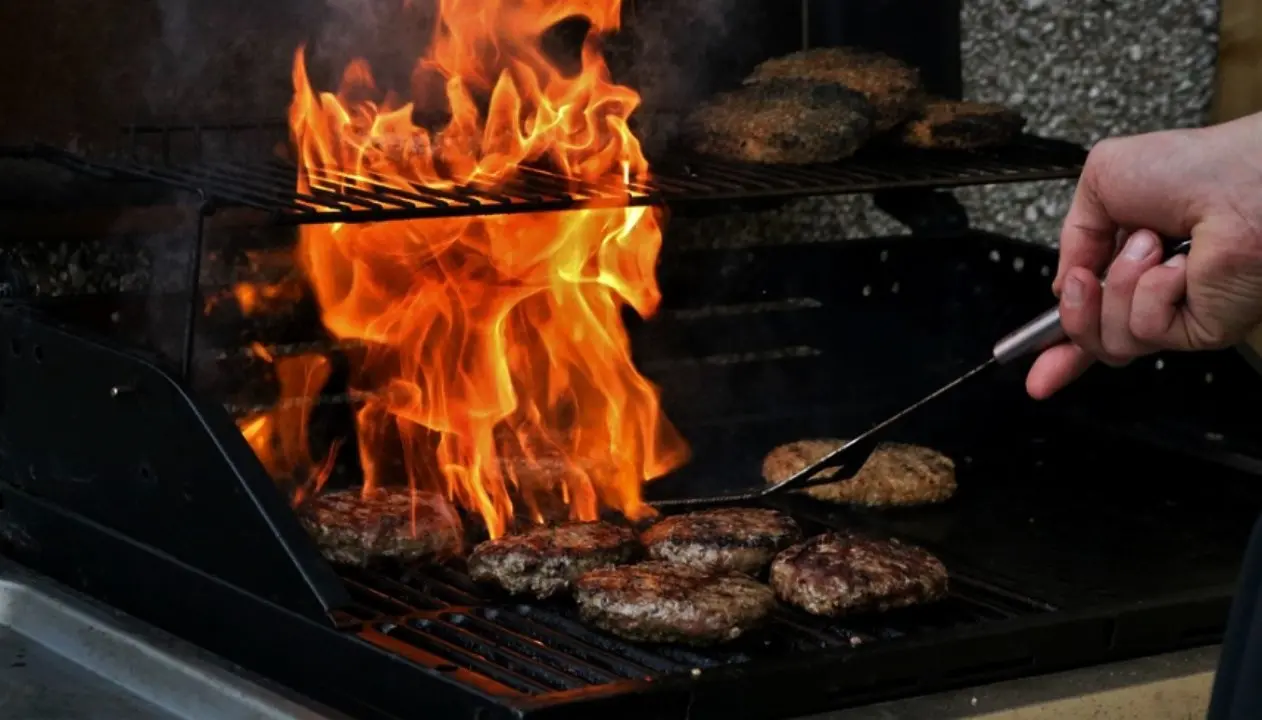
top-left (2, 1), bottom-right (1223, 294)
top-left (672, 0), bottom-right (1222, 250)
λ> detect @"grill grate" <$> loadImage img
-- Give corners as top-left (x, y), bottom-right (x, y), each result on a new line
top-left (38, 135), bottom-right (1084, 224)
top-left (332, 558), bottom-right (1052, 699)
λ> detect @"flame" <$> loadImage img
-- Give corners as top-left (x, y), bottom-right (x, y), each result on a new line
top-left (265, 0), bottom-right (687, 538)
top-left (237, 350), bottom-right (341, 499)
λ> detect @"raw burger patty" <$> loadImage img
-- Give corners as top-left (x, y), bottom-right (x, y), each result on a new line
top-left (467, 521), bottom-right (638, 599)
top-left (684, 78), bottom-right (875, 164)
top-left (746, 47), bottom-right (923, 132)
top-left (640, 507), bottom-right (802, 575)
top-left (770, 531), bottom-right (948, 616)
top-left (298, 487), bottom-right (463, 567)
top-left (574, 561), bottom-right (776, 645)
top-left (900, 99), bottom-right (1026, 150)
top-left (762, 438), bottom-right (956, 507)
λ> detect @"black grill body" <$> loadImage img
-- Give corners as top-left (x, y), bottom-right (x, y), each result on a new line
top-left (0, 161), bottom-right (1257, 720)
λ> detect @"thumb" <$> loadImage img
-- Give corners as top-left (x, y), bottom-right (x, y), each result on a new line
top-left (1129, 255), bottom-right (1193, 349)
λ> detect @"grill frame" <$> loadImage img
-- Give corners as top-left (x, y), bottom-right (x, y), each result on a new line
top-left (24, 128), bottom-right (1086, 224)
top-left (0, 231), bottom-right (1256, 720)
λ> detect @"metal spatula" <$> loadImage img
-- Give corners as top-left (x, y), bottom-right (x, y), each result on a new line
top-left (650, 238), bottom-right (1192, 511)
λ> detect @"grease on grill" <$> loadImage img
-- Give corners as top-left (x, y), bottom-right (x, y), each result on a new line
top-left (770, 531), bottom-right (948, 617)
top-left (574, 561), bottom-right (776, 645)
top-left (762, 438), bottom-right (957, 507)
top-left (683, 78), bottom-right (876, 164)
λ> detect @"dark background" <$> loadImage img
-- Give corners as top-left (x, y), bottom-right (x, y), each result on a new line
top-left (0, 0), bottom-right (787, 154)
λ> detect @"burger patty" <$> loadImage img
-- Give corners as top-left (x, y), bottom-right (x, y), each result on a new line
top-left (298, 487), bottom-right (464, 567)
top-left (770, 531), bottom-right (948, 617)
top-left (640, 507), bottom-right (802, 575)
top-left (746, 47), bottom-right (923, 132)
top-left (684, 78), bottom-right (875, 164)
top-left (574, 561), bottom-right (776, 645)
top-left (467, 521), bottom-right (638, 599)
top-left (762, 438), bottom-right (957, 507)
top-left (900, 98), bottom-right (1026, 150)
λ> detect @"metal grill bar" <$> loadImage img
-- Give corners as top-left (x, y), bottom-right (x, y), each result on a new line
top-left (333, 562), bottom-right (1050, 699)
top-left (37, 135), bottom-right (1084, 224)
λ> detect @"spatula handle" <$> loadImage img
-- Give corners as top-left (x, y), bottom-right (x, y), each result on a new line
top-left (991, 237), bottom-right (1192, 365)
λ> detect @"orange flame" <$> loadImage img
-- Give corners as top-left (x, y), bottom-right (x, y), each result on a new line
top-left (237, 350), bottom-right (341, 499)
top-left (273, 0), bottom-right (687, 538)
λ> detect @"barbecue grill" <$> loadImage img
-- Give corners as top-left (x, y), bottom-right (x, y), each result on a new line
top-left (0, 3), bottom-right (1254, 719)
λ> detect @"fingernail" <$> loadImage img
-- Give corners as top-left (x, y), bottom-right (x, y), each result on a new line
top-left (1164, 254), bottom-right (1187, 268)
top-left (1123, 231), bottom-right (1156, 260)
top-left (1063, 276), bottom-right (1084, 308)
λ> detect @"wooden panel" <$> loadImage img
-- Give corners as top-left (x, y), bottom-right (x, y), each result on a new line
top-left (1214, 0), bottom-right (1262, 368)
top-left (1213, 0), bottom-right (1262, 122)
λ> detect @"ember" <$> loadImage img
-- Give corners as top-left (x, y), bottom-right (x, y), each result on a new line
top-left (243, 0), bottom-right (689, 538)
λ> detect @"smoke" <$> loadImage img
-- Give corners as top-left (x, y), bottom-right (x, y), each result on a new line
top-left (612, 0), bottom-right (749, 157)
top-left (145, 0), bottom-right (327, 121)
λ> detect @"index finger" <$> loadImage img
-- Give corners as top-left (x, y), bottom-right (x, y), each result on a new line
top-left (1054, 151), bottom-right (1118, 295)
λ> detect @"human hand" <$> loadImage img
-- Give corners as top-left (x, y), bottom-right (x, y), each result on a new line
top-left (1026, 113), bottom-right (1262, 399)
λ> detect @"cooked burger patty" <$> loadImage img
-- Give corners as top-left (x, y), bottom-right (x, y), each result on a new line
top-left (574, 561), bottom-right (776, 644)
top-left (762, 438), bottom-right (957, 507)
top-left (640, 507), bottom-right (802, 575)
top-left (467, 521), bottom-right (638, 599)
top-left (684, 78), bottom-right (875, 164)
top-left (746, 47), bottom-right (923, 132)
top-left (770, 531), bottom-right (948, 616)
top-left (298, 487), bottom-right (464, 567)
top-left (900, 99), bottom-right (1026, 150)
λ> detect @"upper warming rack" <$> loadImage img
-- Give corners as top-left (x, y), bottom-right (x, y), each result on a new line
top-left (30, 121), bottom-right (1086, 224)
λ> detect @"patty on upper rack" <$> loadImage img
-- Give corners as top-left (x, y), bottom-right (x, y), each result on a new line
top-left (574, 561), bottom-right (777, 645)
top-left (683, 78), bottom-right (875, 164)
top-left (745, 47), bottom-right (924, 132)
top-left (899, 98), bottom-right (1026, 150)
top-left (467, 521), bottom-right (638, 600)
top-left (298, 487), bottom-right (464, 567)
top-left (762, 438), bottom-right (957, 507)
top-left (770, 531), bottom-right (949, 617)
top-left (640, 507), bottom-right (802, 575)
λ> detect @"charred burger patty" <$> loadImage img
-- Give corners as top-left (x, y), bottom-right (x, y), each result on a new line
top-left (770, 531), bottom-right (948, 617)
top-left (762, 438), bottom-right (957, 507)
top-left (684, 78), bottom-right (875, 164)
top-left (746, 47), bottom-right (923, 132)
top-left (298, 487), bottom-right (463, 567)
top-left (574, 561), bottom-right (776, 644)
top-left (467, 521), bottom-right (638, 599)
top-left (900, 98), bottom-right (1026, 150)
top-left (640, 507), bottom-right (802, 575)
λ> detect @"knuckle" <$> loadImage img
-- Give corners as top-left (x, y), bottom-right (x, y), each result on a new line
top-left (1084, 138), bottom-right (1124, 180)
top-left (1190, 319), bottom-right (1232, 350)
top-left (1099, 334), bottom-right (1137, 360)
top-left (1130, 315), bottom-right (1162, 344)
